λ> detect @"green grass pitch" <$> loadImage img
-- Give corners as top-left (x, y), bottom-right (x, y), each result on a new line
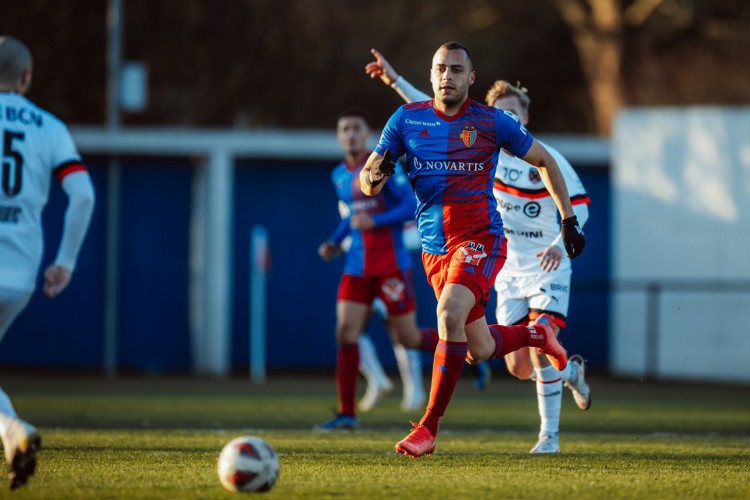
top-left (2, 372), bottom-right (748, 498)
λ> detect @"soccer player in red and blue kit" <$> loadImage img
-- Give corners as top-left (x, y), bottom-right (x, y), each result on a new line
top-left (361, 42), bottom-right (586, 457)
top-left (317, 109), bottom-right (440, 430)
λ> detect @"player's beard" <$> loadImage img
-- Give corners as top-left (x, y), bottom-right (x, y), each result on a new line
top-left (438, 84), bottom-right (467, 106)
top-left (440, 94), bottom-right (459, 105)
top-left (439, 91), bottom-right (467, 106)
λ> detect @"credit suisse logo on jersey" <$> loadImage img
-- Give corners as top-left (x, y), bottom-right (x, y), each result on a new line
top-left (405, 118), bottom-right (441, 127)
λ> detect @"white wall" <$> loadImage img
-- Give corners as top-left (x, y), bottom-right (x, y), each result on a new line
top-left (611, 107), bottom-right (750, 382)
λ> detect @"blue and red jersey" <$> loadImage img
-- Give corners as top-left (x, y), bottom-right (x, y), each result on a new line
top-left (376, 98), bottom-right (534, 255)
top-left (328, 159), bottom-right (416, 277)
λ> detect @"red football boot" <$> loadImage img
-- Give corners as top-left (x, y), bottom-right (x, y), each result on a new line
top-left (534, 313), bottom-right (568, 371)
top-left (395, 422), bottom-right (436, 458)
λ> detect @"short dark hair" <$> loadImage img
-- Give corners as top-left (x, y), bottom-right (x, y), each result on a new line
top-left (337, 107), bottom-right (372, 128)
top-left (0, 36), bottom-right (32, 87)
top-left (439, 41), bottom-right (473, 71)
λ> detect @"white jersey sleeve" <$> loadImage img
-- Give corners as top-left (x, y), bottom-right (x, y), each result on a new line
top-left (50, 121), bottom-right (82, 169)
top-left (0, 93), bottom-right (90, 291)
top-left (390, 76), bottom-right (431, 104)
top-left (547, 143), bottom-right (587, 202)
top-left (55, 171), bottom-right (95, 270)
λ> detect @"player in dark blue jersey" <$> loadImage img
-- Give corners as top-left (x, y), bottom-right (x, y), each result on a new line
top-left (316, 109), bottom-right (440, 430)
top-left (360, 42), bottom-right (586, 457)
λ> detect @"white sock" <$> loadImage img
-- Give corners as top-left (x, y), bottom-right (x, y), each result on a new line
top-left (358, 333), bottom-right (390, 388)
top-left (0, 387), bottom-right (18, 437)
top-left (392, 344), bottom-right (413, 398)
top-left (406, 349), bottom-right (424, 398)
top-left (558, 362), bottom-right (577, 383)
top-left (393, 344), bottom-right (424, 403)
top-left (393, 345), bottom-right (424, 400)
top-left (535, 365), bottom-right (562, 435)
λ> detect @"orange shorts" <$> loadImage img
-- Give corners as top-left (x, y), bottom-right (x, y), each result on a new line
top-left (337, 270), bottom-right (416, 316)
top-left (422, 235), bottom-right (507, 324)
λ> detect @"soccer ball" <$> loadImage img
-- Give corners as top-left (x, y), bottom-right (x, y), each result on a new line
top-left (217, 436), bottom-right (280, 493)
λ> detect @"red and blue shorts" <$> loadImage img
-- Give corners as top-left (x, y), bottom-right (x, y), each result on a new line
top-left (422, 234), bottom-right (507, 324)
top-left (337, 270), bottom-right (417, 316)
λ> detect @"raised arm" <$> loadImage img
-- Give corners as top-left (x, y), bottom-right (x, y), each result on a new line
top-left (365, 49), bottom-right (430, 103)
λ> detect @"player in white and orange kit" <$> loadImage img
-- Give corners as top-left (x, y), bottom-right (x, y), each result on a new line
top-left (0, 36), bottom-right (95, 489)
top-left (365, 47), bottom-right (590, 455)
top-left (488, 80), bottom-right (591, 453)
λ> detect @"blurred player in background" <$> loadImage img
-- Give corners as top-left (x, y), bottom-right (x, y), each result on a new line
top-left (366, 49), bottom-right (592, 453)
top-left (355, 302), bottom-right (425, 413)
top-left (316, 108), bottom-right (440, 430)
top-left (361, 42), bottom-right (585, 457)
top-left (0, 36), bottom-right (95, 489)
top-left (332, 209), bottom-right (426, 413)
top-left (365, 49), bottom-right (591, 453)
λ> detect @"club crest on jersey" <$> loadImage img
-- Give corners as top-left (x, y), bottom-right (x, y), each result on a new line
top-left (459, 126), bottom-right (477, 147)
top-left (381, 278), bottom-right (406, 302)
top-left (529, 168), bottom-right (542, 184)
top-left (457, 241), bottom-right (487, 266)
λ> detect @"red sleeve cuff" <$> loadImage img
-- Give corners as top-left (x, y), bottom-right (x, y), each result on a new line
top-left (53, 161), bottom-right (88, 184)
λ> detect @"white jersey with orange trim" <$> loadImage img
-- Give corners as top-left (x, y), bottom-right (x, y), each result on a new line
top-left (493, 141), bottom-right (589, 277)
top-left (0, 92), bottom-right (91, 291)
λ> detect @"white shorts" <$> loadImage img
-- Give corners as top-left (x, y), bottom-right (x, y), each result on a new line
top-left (0, 288), bottom-right (33, 342)
top-left (494, 269), bottom-right (571, 327)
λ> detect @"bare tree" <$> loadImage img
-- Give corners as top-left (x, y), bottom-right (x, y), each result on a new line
top-left (549, 0), bottom-right (714, 135)
top-left (550, 0), bottom-right (627, 136)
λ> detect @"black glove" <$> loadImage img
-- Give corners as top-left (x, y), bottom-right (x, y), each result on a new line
top-left (561, 215), bottom-right (586, 258)
top-left (371, 149), bottom-right (396, 178)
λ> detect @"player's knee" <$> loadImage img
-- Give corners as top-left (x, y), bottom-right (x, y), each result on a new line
top-left (388, 322), bottom-right (422, 349)
top-left (504, 353), bottom-right (535, 379)
top-left (393, 332), bottom-right (420, 349)
top-left (466, 349), bottom-right (490, 364)
top-left (505, 363), bottom-right (533, 380)
top-left (335, 324), bottom-right (359, 344)
top-left (436, 307), bottom-right (465, 340)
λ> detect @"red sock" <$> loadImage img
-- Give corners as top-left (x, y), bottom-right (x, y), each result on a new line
top-left (488, 324), bottom-right (546, 358)
top-left (419, 327), bottom-right (439, 352)
top-left (419, 340), bottom-right (467, 435)
top-left (336, 343), bottom-right (359, 416)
